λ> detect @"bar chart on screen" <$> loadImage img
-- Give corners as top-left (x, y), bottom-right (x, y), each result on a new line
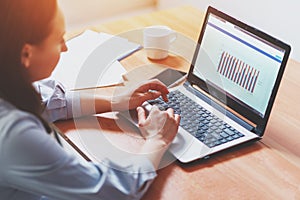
top-left (217, 51), bottom-right (260, 93)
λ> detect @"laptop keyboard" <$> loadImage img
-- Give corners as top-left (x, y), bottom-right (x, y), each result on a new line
top-left (148, 90), bottom-right (244, 148)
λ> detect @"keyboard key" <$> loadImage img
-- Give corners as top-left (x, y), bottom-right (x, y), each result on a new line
top-left (220, 131), bottom-right (229, 138)
top-left (224, 128), bottom-right (236, 136)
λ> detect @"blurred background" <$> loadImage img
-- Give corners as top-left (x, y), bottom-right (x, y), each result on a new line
top-left (58, 0), bottom-right (300, 62)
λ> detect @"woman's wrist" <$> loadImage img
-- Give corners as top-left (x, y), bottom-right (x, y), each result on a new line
top-left (78, 91), bottom-right (113, 115)
top-left (140, 137), bottom-right (172, 169)
top-left (110, 95), bottom-right (124, 111)
top-left (142, 138), bottom-right (168, 151)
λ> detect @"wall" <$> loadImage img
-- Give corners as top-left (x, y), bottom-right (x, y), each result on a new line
top-left (58, 0), bottom-right (156, 31)
top-left (158, 0), bottom-right (300, 62)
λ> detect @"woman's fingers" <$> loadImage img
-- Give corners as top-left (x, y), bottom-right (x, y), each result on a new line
top-left (166, 108), bottom-right (174, 117)
top-left (137, 79), bottom-right (169, 92)
top-left (174, 114), bottom-right (180, 124)
top-left (137, 107), bottom-right (146, 127)
top-left (138, 91), bottom-right (162, 102)
top-left (135, 79), bottom-right (169, 99)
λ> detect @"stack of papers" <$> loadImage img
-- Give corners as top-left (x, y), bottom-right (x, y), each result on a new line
top-left (51, 30), bottom-right (141, 90)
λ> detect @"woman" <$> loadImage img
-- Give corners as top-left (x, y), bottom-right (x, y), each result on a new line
top-left (0, 0), bottom-right (180, 199)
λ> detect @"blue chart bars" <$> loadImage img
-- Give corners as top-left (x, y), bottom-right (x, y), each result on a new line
top-left (217, 52), bottom-right (260, 93)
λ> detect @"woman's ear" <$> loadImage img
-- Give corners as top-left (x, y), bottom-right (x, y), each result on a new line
top-left (21, 44), bottom-right (33, 68)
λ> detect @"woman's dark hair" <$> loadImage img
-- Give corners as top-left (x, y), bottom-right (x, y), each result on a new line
top-left (0, 0), bottom-right (58, 132)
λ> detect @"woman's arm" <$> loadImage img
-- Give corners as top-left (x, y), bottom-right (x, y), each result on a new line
top-left (1, 111), bottom-right (157, 200)
top-left (36, 78), bottom-right (169, 121)
top-left (78, 79), bottom-right (170, 116)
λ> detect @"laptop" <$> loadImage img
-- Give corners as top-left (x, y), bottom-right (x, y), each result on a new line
top-left (121, 6), bottom-right (291, 163)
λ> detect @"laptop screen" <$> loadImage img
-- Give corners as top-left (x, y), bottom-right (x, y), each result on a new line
top-left (188, 6), bottom-right (290, 133)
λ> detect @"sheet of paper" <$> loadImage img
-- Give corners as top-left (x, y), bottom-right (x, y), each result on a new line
top-left (51, 30), bottom-right (141, 90)
top-left (64, 128), bottom-right (141, 164)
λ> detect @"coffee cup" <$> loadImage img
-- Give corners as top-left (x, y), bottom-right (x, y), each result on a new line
top-left (143, 25), bottom-right (177, 60)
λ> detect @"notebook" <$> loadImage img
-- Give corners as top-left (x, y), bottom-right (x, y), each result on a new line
top-left (120, 6), bottom-right (291, 163)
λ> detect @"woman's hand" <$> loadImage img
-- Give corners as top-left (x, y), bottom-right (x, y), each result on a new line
top-left (137, 106), bottom-right (180, 169)
top-left (111, 79), bottom-right (169, 111)
top-left (137, 106), bottom-right (180, 144)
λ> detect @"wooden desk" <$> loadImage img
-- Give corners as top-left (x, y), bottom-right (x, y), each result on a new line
top-left (58, 6), bottom-right (300, 199)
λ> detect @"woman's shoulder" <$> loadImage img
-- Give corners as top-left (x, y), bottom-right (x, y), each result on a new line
top-left (0, 98), bottom-right (48, 163)
top-left (0, 98), bottom-right (44, 133)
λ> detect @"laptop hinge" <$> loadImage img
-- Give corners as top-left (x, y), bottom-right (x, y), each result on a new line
top-left (184, 82), bottom-right (255, 132)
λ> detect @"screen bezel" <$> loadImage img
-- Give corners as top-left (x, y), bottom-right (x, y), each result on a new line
top-left (187, 6), bottom-right (291, 136)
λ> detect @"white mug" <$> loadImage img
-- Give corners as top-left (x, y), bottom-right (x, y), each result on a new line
top-left (143, 25), bottom-right (177, 60)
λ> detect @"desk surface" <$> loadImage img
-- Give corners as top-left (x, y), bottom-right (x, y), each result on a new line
top-left (59, 6), bottom-right (300, 199)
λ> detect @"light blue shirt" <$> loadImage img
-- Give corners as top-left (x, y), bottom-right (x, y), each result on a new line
top-left (34, 78), bottom-right (80, 122)
top-left (0, 79), bottom-right (156, 200)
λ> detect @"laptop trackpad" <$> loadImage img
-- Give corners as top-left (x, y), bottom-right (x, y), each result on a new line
top-left (169, 127), bottom-right (211, 163)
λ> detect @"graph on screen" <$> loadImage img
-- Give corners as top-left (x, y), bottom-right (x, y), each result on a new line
top-left (217, 52), bottom-right (260, 93)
